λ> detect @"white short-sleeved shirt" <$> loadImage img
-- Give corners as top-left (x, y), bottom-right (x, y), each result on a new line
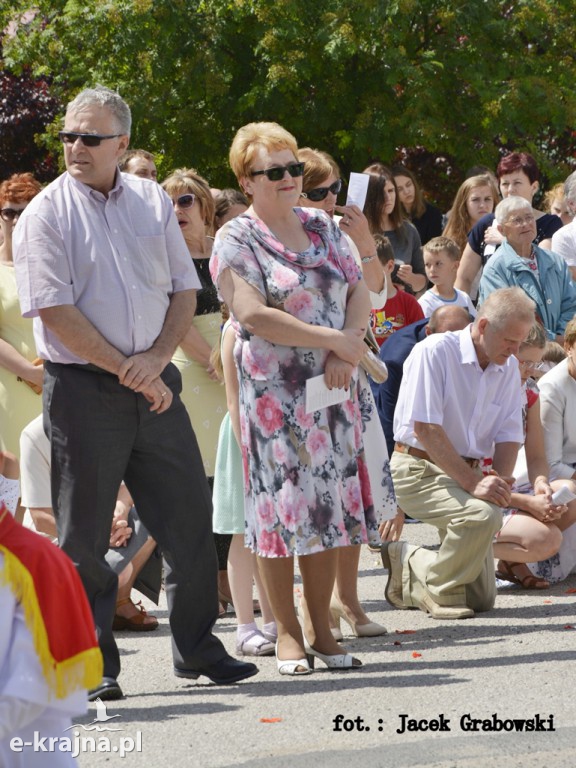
top-left (13, 172), bottom-right (201, 364)
top-left (393, 325), bottom-right (523, 457)
top-left (551, 220), bottom-right (576, 268)
top-left (418, 288), bottom-right (477, 318)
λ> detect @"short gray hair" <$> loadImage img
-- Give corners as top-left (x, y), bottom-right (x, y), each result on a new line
top-left (476, 287), bottom-right (535, 330)
top-left (564, 171), bottom-right (576, 204)
top-left (494, 196), bottom-right (532, 225)
top-left (66, 85), bottom-right (131, 135)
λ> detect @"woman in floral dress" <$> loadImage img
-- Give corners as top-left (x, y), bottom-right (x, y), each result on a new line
top-left (211, 122), bottom-right (383, 675)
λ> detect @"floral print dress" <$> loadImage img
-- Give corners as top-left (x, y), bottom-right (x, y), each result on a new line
top-left (211, 208), bottom-right (396, 557)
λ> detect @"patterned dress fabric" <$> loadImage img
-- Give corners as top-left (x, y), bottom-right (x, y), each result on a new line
top-left (211, 208), bottom-right (396, 557)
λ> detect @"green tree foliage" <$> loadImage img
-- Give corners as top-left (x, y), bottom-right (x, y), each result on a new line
top-left (1, 0), bottom-right (575, 204)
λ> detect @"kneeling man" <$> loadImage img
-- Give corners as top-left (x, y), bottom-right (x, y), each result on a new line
top-left (383, 287), bottom-right (535, 618)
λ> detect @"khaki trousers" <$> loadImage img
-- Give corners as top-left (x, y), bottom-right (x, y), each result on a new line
top-left (391, 452), bottom-right (501, 612)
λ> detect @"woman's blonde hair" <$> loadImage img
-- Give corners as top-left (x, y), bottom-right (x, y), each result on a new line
top-left (520, 321), bottom-right (547, 351)
top-left (229, 122), bottom-right (298, 183)
top-left (443, 175), bottom-right (500, 252)
top-left (162, 168), bottom-right (215, 236)
top-left (543, 183), bottom-right (565, 214)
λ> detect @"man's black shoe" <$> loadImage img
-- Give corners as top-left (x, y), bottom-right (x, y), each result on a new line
top-left (88, 676), bottom-right (124, 702)
top-left (174, 655), bottom-right (258, 685)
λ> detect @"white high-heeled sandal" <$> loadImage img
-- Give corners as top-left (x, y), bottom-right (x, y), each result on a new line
top-left (275, 642), bottom-right (313, 676)
top-left (304, 641), bottom-right (362, 670)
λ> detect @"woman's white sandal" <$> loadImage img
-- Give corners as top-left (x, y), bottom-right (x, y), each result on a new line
top-left (275, 642), bottom-right (313, 676)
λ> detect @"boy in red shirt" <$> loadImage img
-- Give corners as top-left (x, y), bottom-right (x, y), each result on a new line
top-left (370, 235), bottom-right (425, 346)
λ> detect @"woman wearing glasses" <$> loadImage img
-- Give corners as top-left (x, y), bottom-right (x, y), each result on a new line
top-left (478, 196), bottom-right (576, 343)
top-left (297, 147), bottom-right (399, 640)
top-left (161, 169), bottom-right (232, 612)
top-left (0, 173), bottom-right (43, 459)
top-left (211, 122), bottom-right (382, 675)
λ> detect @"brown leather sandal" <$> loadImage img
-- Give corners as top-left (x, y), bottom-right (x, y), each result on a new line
top-left (113, 597), bottom-right (159, 631)
top-left (496, 560), bottom-right (550, 590)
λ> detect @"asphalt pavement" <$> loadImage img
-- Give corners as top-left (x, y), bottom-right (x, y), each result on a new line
top-left (73, 522), bottom-right (576, 768)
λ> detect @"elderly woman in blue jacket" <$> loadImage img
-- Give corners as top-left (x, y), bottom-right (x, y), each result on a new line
top-left (478, 197), bottom-right (576, 343)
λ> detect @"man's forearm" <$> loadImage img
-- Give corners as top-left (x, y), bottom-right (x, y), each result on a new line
top-left (38, 305), bottom-right (126, 374)
top-left (492, 442), bottom-right (521, 479)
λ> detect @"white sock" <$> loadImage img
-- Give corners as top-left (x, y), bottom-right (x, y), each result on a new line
top-left (237, 622), bottom-right (258, 643)
top-left (263, 621), bottom-right (277, 641)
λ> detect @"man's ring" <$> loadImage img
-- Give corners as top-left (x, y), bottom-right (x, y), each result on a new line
top-left (161, 391), bottom-right (167, 398)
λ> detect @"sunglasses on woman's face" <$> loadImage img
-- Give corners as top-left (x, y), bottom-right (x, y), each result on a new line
top-left (250, 162), bottom-right (305, 181)
top-left (305, 179), bottom-right (342, 202)
top-left (0, 208), bottom-right (24, 223)
top-left (172, 194), bottom-right (195, 209)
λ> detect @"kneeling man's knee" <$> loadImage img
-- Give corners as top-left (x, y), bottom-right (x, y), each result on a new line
top-left (467, 499), bottom-right (503, 534)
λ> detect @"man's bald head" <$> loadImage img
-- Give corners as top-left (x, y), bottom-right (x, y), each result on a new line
top-left (426, 305), bottom-right (472, 335)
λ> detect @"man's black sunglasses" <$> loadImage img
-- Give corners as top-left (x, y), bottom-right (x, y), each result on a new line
top-left (305, 179), bottom-right (342, 202)
top-left (58, 131), bottom-right (123, 147)
top-left (250, 162), bottom-right (305, 181)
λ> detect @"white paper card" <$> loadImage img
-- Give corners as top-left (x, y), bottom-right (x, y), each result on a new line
top-left (551, 485), bottom-right (576, 505)
top-left (346, 172), bottom-right (370, 210)
top-left (305, 374), bottom-right (350, 413)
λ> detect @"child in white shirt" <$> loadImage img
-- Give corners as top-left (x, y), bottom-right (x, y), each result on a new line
top-left (418, 236), bottom-right (476, 318)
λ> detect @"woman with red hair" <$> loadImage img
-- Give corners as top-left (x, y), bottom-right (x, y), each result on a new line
top-left (0, 173), bottom-right (44, 459)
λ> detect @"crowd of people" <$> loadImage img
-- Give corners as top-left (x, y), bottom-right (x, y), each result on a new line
top-left (2, 84), bottom-right (576, 757)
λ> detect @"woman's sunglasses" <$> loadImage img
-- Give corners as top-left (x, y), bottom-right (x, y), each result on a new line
top-left (250, 162), bottom-right (305, 181)
top-left (58, 131), bottom-right (122, 147)
top-left (0, 208), bottom-right (23, 222)
top-left (172, 194), bottom-right (196, 209)
top-left (305, 179), bottom-right (342, 202)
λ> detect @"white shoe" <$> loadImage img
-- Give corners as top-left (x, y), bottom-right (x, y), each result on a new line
top-left (304, 641), bottom-right (362, 670)
top-left (275, 642), bottom-right (313, 676)
top-left (236, 630), bottom-right (275, 657)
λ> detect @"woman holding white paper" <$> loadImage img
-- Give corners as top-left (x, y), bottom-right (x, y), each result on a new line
top-left (211, 122), bottom-right (384, 676)
top-left (492, 322), bottom-right (576, 588)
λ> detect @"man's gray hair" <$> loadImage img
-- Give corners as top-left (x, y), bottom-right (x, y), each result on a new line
top-left (476, 287), bottom-right (535, 329)
top-left (66, 85), bottom-right (131, 135)
top-left (564, 171), bottom-right (576, 204)
top-left (494, 196), bottom-right (532, 225)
